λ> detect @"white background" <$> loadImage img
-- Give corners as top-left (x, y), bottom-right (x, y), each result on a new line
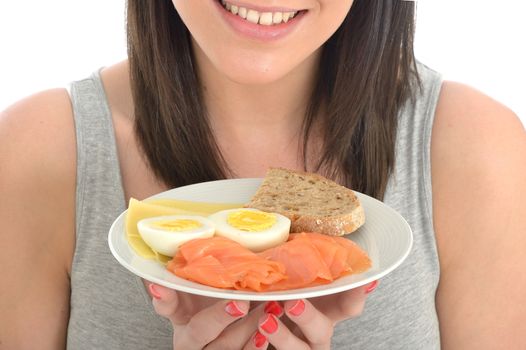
top-left (0, 0), bottom-right (525, 126)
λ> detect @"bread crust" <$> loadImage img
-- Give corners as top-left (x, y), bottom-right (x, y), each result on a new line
top-left (246, 168), bottom-right (365, 236)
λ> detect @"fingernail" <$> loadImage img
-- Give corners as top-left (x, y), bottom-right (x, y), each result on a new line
top-left (264, 301), bottom-right (283, 316)
top-left (287, 299), bottom-right (305, 316)
top-left (253, 330), bottom-right (267, 348)
top-left (148, 283), bottom-right (161, 300)
top-left (365, 280), bottom-right (379, 294)
top-left (225, 301), bottom-right (245, 317)
top-left (260, 313), bottom-right (278, 334)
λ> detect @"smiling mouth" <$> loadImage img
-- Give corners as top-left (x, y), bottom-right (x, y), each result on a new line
top-left (218, 1), bottom-right (306, 25)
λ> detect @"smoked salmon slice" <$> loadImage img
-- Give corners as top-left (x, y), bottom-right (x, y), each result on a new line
top-left (259, 233), bottom-right (371, 291)
top-left (167, 237), bottom-right (287, 291)
top-left (167, 233), bottom-right (372, 292)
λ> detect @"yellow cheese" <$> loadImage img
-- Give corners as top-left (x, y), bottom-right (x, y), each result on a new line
top-left (146, 198), bottom-right (241, 215)
top-left (125, 197), bottom-right (242, 264)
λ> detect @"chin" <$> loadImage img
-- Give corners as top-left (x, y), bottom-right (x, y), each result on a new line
top-left (208, 45), bottom-right (314, 86)
top-left (221, 61), bottom-right (291, 85)
top-left (191, 33), bottom-right (318, 86)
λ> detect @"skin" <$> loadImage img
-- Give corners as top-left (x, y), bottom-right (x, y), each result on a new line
top-left (1, 0), bottom-right (525, 349)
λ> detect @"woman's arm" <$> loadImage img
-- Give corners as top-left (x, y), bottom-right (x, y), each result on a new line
top-left (431, 82), bottom-right (526, 349)
top-left (0, 89), bottom-right (77, 349)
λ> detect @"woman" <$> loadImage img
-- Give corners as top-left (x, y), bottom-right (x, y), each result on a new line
top-left (0, 0), bottom-right (524, 349)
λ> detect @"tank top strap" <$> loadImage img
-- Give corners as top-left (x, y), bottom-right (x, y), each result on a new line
top-left (68, 70), bottom-right (126, 234)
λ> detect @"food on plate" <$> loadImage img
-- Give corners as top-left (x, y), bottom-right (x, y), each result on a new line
top-left (258, 232), bottom-right (371, 291)
top-left (247, 168), bottom-right (365, 236)
top-left (137, 215), bottom-right (216, 257)
top-left (147, 198), bottom-right (243, 214)
top-left (167, 232), bottom-right (371, 292)
top-left (125, 198), bottom-right (240, 262)
top-left (167, 236), bottom-right (287, 291)
top-left (208, 208), bottom-right (291, 252)
top-left (123, 169), bottom-right (372, 292)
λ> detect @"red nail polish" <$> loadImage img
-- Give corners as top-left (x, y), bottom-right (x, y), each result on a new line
top-left (225, 301), bottom-right (245, 317)
top-left (365, 280), bottom-right (379, 294)
top-left (288, 299), bottom-right (305, 316)
top-left (264, 301), bottom-right (283, 316)
top-left (260, 314), bottom-right (278, 334)
top-left (253, 331), bottom-right (267, 348)
top-left (148, 283), bottom-right (161, 300)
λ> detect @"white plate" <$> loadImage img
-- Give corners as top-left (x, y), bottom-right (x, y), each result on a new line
top-left (108, 178), bottom-right (412, 301)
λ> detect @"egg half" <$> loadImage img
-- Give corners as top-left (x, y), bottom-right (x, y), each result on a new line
top-left (137, 215), bottom-right (215, 256)
top-left (208, 208), bottom-right (290, 252)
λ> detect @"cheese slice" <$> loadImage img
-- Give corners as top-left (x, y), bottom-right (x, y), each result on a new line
top-left (147, 198), bottom-right (241, 215)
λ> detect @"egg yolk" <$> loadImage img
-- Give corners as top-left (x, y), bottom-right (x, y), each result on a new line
top-left (227, 210), bottom-right (276, 232)
top-left (150, 219), bottom-right (202, 232)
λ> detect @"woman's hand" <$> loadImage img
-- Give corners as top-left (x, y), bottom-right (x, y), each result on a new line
top-left (149, 280), bottom-right (378, 349)
top-left (148, 282), bottom-right (252, 349)
top-left (254, 281), bottom-right (378, 350)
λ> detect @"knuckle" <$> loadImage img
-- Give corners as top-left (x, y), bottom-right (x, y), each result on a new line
top-left (186, 318), bottom-right (214, 344)
top-left (212, 307), bottom-right (229, 324)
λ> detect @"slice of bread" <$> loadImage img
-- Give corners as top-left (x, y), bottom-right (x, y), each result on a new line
top-left (246, 168), bottom-right (365, 236)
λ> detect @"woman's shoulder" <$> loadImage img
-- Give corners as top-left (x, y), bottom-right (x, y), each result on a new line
top-left (0, 87), bottom-right (77, 262)
top-left (431, 80), bottom-right (524, 261)
top-left (0, 60), bottom-right (131, 171)
top-left (430, 81), bottom-right (526, 346)
top-left (0, 88), bottom-right (77, 194)
top-left (0, 60), bottom-right (131, 217)
top-left (432, 80), bottom-right (523, 155)
top-left (431, 80), bottom-right (524, 200)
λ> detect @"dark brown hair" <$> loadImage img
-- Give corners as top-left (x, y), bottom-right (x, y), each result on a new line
top-left (127, 0), bottom-right (418, 200)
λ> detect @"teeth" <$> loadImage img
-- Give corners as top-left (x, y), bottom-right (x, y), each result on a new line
top-left (238, 6), bottom-right (247, 19)
top-left (221, 1), bottom-right (300, 25)
top-left (272, 12), bottom-right (283, 24)
top-left (259, 12), bottom-right (273, 26)
top-left (246, 9), bottom-right (260, 24)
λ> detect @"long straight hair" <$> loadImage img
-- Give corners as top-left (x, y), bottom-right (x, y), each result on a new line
top-left (127, 0), bottom-right (418, 200)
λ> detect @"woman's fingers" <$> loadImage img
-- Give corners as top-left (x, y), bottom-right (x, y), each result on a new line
top-left (258, 282), bottom-right (378, 350)
top-left (149, 280), bottom-right (378, 350)
top-left (284, 299), bottom-right (334, 347)
top-left (311, 281), bottom-right (377, 322)
top-left (175, 299), bottom-right (250, 350)
top-left (149, 283), bottom-right (181, 321)
top-left (149, 282), bottom-right (251, 349)
top-left (257, 313), bottom-right (312, 350)
top-left (149, 282), bottom-right (219, 325)
top-left (205, 301), bottom-right (281, 350)
top-left (242, 331), bottom-right (269, 350)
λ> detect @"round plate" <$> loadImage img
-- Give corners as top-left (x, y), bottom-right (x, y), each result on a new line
top-left (108, 178), bottom-right (412, 301)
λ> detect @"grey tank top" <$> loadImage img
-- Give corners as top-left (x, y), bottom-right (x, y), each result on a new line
top-left (66, 63), bottom-right (442, 349)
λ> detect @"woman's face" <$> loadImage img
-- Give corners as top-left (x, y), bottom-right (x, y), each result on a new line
top-left (172, 0), bottom-right (354, 85)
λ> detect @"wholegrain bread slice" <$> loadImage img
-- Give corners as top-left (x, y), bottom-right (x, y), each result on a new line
top-left (246, 168), bottom-right (365, 236)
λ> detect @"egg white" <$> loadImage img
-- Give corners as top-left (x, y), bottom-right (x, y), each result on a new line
top-left (137, 215), bottom-right (215, 256)
top-left (208, 208), bottom-right (290, 252)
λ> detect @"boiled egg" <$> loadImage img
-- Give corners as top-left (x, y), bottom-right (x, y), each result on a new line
top-left (137, 215), bottom-right (215, 256)
top-left (208, 208), bottom-right (290, 252)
